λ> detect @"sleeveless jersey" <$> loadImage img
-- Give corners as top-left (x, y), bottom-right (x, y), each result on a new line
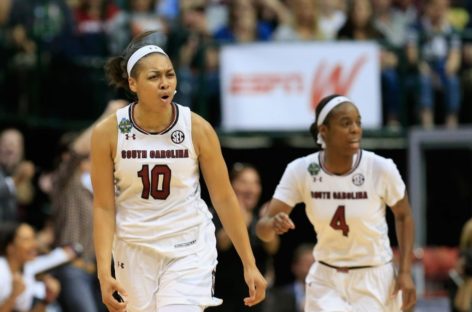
top-left (273, 150), bottom-right (405, 267)
top-left (113, 103), bottom-right (212, 258)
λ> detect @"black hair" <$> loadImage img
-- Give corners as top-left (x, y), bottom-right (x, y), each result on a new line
top-left (104, 31), bottom-right (169, 94)
top-left (309, 94), bottom-right (344, 147)
top-left (337, 0), bottom-right (382, 40)
top-left (0, 222), bottom-right (21, 256)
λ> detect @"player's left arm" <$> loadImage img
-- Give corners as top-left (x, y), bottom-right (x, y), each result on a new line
top-left (192, 113), bottom-right (267, 306)
top-left (390, 192), bottom-right (416, 311)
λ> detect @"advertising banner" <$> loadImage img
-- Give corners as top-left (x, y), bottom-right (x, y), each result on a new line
top-left (220, 42), bottom-right (381, 131)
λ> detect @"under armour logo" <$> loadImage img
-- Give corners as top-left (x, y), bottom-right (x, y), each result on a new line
top-left (125, 134), bottom-right (136, 140)
top-left (117, 261), bottom-right (125, 269)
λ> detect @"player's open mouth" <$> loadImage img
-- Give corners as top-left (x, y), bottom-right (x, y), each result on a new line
top-left (161, 95), bottom-right (169, 100)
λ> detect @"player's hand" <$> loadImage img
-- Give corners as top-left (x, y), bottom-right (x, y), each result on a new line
top-left (271, 212), bottom-right (295, 235)
top-left (11, 272), bottom-right (26, 298)
top-left (98, 275), bottom-right (128, 312)
top-left (392, 272), bottom-right (416, 311)
top-left (13, 161), bottom-right (35, 185)
top-left (243, 264), bottom-right (267, 307)
top-left (42, 274), bottom-right (61, 304)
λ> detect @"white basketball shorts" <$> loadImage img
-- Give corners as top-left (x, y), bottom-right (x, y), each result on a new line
top-left (305, 261), bottom-right (402, 311)
top-left (113, 221), bottom-right (223, 311)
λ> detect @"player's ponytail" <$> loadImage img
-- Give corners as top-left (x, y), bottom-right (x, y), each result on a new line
top-left (104, 56), bottom-right (128, 91)
top-left (310, 94), bottom-right (343, 148)
top-left (104, 30), bottom-right (167, 94)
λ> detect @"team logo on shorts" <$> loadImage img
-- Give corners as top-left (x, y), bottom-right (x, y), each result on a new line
top-left (307, 162), bottom-right (320, 176)
top-left (171, 130), bottom-right (185, 144)
top-left (352, 173), bottom-right (365, 186)
top-left (118, 118), bottom-right (132, 134)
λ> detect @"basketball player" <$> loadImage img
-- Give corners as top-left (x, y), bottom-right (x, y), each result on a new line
top-left (256, 94), bottom-right (416, 311)
top-left (90, 31), bottom-right (266, 312)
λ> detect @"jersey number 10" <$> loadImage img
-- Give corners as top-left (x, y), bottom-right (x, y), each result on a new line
top-left (137, 164), bottom-right (171, 200)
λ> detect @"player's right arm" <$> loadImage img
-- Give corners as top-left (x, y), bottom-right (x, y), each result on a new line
top-left (257, 161), bottom-right (302, 242)
top-left (91, 115), bottom-right (127, 312)
top-left (256, 199), bottom-right (295, 242)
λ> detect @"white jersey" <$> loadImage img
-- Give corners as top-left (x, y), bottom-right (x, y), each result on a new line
top-left (274, 150), bottom-right (405, 267)
top-left (114, 103), bottom-right (212, 258)
top-left (0, 257), bottom-right (46, 312)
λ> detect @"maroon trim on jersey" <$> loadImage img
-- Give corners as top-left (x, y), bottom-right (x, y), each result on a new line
top-left (129, 102), bottom-right (179, 135)
top-left (319, 149), bottom-right (362, 176)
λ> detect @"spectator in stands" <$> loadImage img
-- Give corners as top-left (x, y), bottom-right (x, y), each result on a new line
top-left (318, 0), bottom-right (346, 40)
top-left (209, 163), bottom-right (279, 312)
top-left (271, 0), bottom-right (324, 41)
top-left (254, 0), bottom-right (291, 34)
top-left (263, 243), bottom-right (315, 312)
top-left (1, 0), bottom-right (74, 115)
top-left (337, 0), bottom-right (383, 41)
top-left (71, 0), bottom-right (123, 57)
top-left (406, 0), bottom-right (462, 128)
top-left (0, 222), bottom-right (61, 312)
top-left (128, 0), bottom-right (168, 41)
top-left (50, 100), bottom-right (125, 312)
top-left (213, 0), bottom-right (272, 44)
top-left (338, 0), bottom-right (402, 130)
top-left (0, 129), bottom-right (35, 224)
top-left (373, 0), bottom-right (417, 128)
top-left (334, 0), bottom-right (348, 13)
top-left (109, 0), bottom-right (169, 56)
top-left (1, 0), bottom-right (37, 116)
top-left (167, 0), bottom-right (220, 119)
top-left (154, 0), bottom-right (180, 23)
top-left (393, 0), bottom-right (419, 24)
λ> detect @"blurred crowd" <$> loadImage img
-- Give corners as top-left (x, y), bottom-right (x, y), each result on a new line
top-left (0, 0), bottom-right (472, 129)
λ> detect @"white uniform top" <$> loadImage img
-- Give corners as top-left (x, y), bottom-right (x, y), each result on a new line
top-left (114, 103), bottom-right (212, 258)
top-left (0, 257), bottom-right (46, 312)
top-left (273, 150), bottom-right (405, 267)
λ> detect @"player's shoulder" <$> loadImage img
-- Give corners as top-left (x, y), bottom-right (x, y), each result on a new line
top-left (286, 151), bottom-right (320, 171)
top-left (190, 110), bottom-right (214, 137)
top-left (93, 104), bottom-right (129, 141)
top-left (361, 150), bottom-right (397, 172)
top-left (94, 112), bottom-right (119, 137)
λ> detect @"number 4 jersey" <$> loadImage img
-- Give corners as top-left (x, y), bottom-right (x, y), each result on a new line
top-left (273, 150), bottom-right (406, 267)
top-left (113, 103), bottom-right (213, 258)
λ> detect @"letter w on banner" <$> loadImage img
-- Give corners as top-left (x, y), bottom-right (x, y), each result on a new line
top-left (220, 42), bottom-right (381, 131)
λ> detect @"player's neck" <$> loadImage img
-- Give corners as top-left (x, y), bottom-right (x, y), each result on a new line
top-left (7, 256), bottom-right (22, 273)
top-left (133, 102), bottom-right (174, 133)
top-left (322, 149), bottom-right (354, 175)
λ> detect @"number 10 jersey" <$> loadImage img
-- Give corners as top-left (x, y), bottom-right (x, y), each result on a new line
top-left (113, 102), bottom-right (212, 258)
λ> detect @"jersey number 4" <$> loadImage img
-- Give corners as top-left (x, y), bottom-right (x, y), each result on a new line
top-left (137, 165), bottom-right (171, 200)
top-left (329, 205), bottom-right (350, 237)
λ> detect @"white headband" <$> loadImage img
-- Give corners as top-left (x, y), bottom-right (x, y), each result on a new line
top-left (126, 45), bottom-right (167, 77)
top-left (316, 95), bottom-right (352, 148)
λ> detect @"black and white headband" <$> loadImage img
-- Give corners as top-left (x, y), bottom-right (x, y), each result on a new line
top-left (315, 95), bottom-right (352, 148)
top-left (126, 45), bottom-right (167, 77)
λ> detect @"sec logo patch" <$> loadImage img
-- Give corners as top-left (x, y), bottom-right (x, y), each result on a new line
top-left (352, 173), bottom-right (365, 186)
top-left (171, 130), bottom-right (185, 144)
